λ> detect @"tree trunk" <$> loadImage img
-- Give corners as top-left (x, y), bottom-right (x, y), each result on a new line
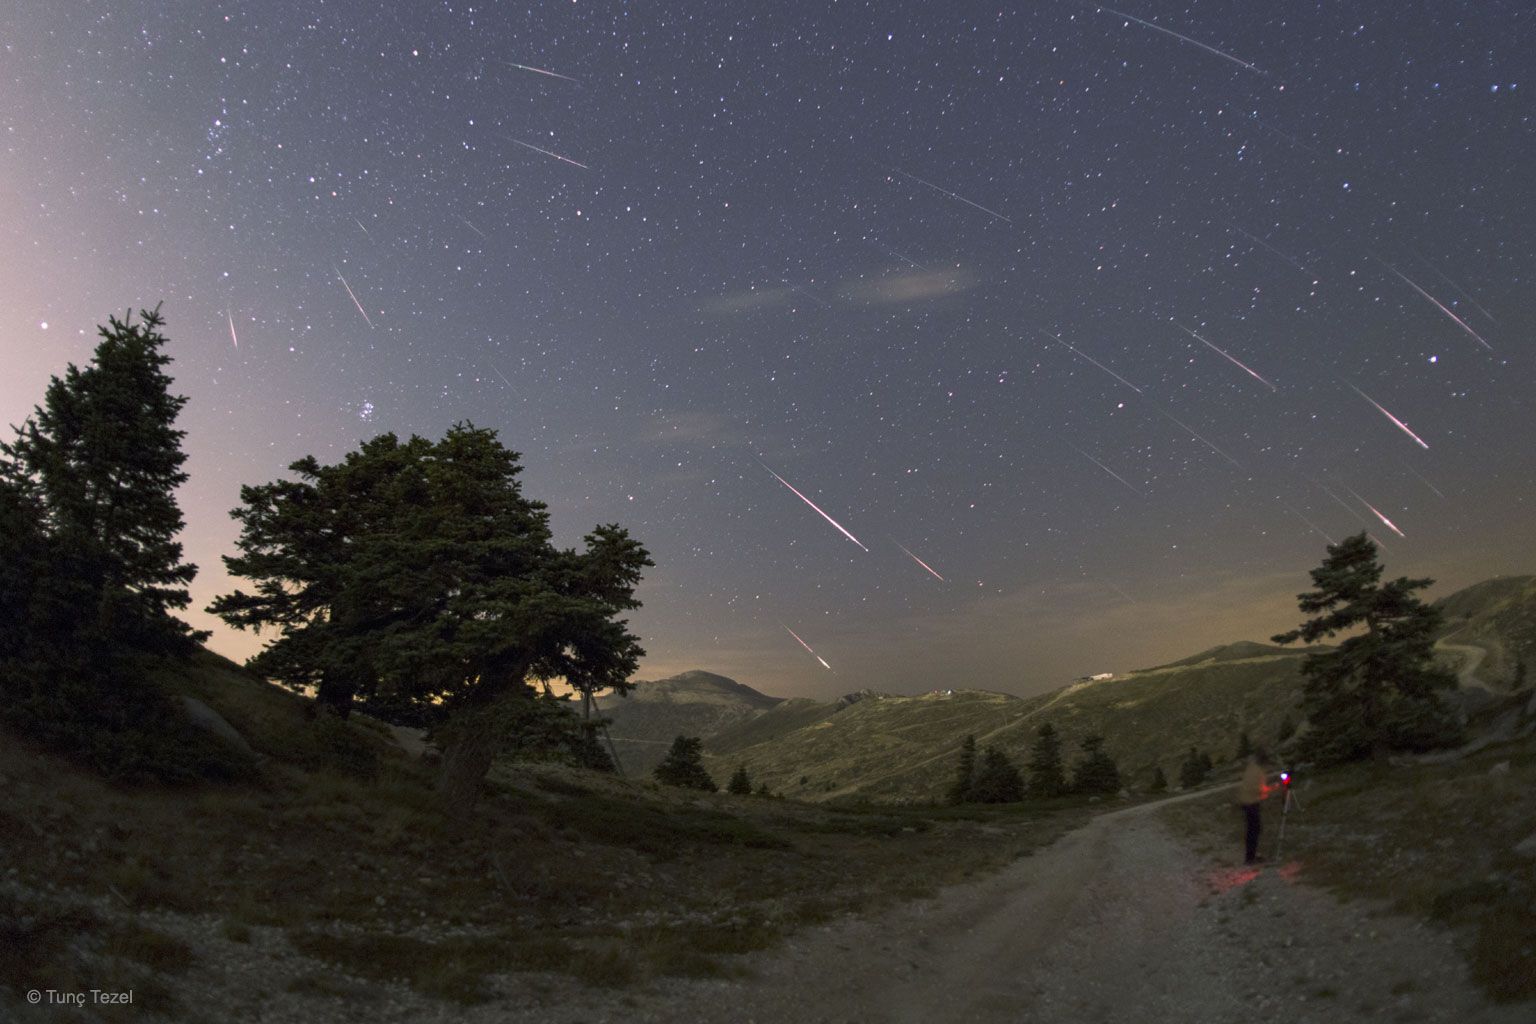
top-left (436, 706), bottom-right (500, 812)
top-left (314, 673), bottom-right (355, 718)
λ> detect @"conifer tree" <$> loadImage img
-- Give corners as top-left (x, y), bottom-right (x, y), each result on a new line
top-left (2, 306), bottom-right (202, 652)
top-left (1235, 730), bottom-right (1253, 761)
top-left (728, 765), bottom-right (753, 795)
top-left (1071, 734), bottom-right (1121, 795)
top-left (212, 423), bottom-right (650, 808)
top-left (1148, 765), bottom-right (1168, 794)
top-left (970, 746), bottom-right (1025, 803)
top-left (653, 736), bottom-right (716, 791)
top-left (1027, 723), bottom-right (1066, 798)
top-left (947, 734), bottom-right (978, 804)
top-left (1273, 532), bottom-right (1459, 761)
top-left (1178, 746), bottom-right (1208, 789)
top-left (1277, 715), bottom-right (1297, 744)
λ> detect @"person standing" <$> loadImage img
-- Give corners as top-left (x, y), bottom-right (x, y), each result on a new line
top-left (1237, 749), bottom-right (1274, 865)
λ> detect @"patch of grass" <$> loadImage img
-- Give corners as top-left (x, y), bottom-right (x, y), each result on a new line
top-left (524, 789), bottom-right (788, 858)
top-left (104, 922), bottom-right (194, 973)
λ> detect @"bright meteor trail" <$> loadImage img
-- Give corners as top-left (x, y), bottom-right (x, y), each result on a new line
top-left (333, 267), bottom-right (375, 329)
top-left (1376, 259), bottom-right (1494, 351)
top-left (1344, 486), bottom-right (1407, 539)
top-left (1346, 383), bottom-right (1429, 449)
top-left (495, 60), bottom-right (579, 84)
top-left (510, 138), bottom-right (589, 169)
top-left (1177, 323), bottom-right (1276, 391)
top-left (1083, 4), bottom-right (1265, 75)
top-left (783, 625), bottom-right (832, 670)
top-left (893, 540), bottom-right (946, 581)
top-left (759, 460), bottom-right (869, 552)
top-left (226, 309), bottom-right (239, 349)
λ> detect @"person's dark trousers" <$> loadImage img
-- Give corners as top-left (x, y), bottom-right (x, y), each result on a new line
top-left (1242, 802), bottom-right (1262, 863)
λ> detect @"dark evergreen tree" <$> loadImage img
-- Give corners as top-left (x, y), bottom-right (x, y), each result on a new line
top-left (947, 733), bottom-right (978, 804)
top-left (653, 736), bottom-right (717, 791)
top-left (1072, 734), bottom-right (1121, 795)
top-left (212, 423), bottom-right (651, 808)
top-left (1273, 532), bottom-right (1459, 761)
top-left (2, 306), bottom-right (203, 652)
top-left (1198, 750), bottom-right (1214, 774)
top-left (727, 765), bottom-right (753, 795)
top-left (1027, 723), bottom-right (1067, 798)
top-left (1235, 730), bottom-right (1253, 761)
top-left (1277, 715), bottom-right (1297, 744)
top-left (970, 746), bottom-right (1025, 803)
top-left (1148, 765), bottom-right (1168, 794)
top-left (1178, 746), bottom-right (1208, 789)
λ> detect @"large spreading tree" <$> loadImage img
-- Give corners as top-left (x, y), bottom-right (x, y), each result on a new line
top-left (211, 423), bottom-right (651, 807)
top-left (1272, 532), bottom-right (1458, 762)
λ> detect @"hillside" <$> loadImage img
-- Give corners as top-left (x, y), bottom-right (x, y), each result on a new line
top-left (1433, 574), bottom-right (1536, 688)
top-left (704, 647), bottom-right (1311, 803)
top-left (598, 670), bottom-right (785, 776)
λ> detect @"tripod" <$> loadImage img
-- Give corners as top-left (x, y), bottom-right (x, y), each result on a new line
top-left (1273, 778), bottom-right (1301, 860)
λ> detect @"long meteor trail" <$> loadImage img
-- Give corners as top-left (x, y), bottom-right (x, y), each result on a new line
top-left (226, 309), bottom-right (239, 349)
top-left (495, 60), bottom-right (580, 84)
top-left (334, 267), bottom-right (375, 329)
top-left (1040, 331), bottom-right (1143, 394)
top-left (1068, 443), bottom-right (1144, 496)
top-left (1177, 323), bottom-right (1276, 391)
top-left (893, 539), bottom-right (946, 581)
top-left (1083, 4), bottom-right (1265, 75)
top-left (1154, 407), bottom-right (1244, 470)
top-left (510, 138), bottom-right (589, 169)
top-left (1376, 258), bottom-right (1494, 351)
top-left (1346, 383), bottom-right (1429, 450)
top-left (884, 166), bottom-right (1012, 224)
top-left (758, 460), bottom-right (869, 552)
top-left (783, 625), bottom-right (832, 670)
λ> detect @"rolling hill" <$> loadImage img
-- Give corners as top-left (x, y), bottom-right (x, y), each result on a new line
top-left (597, 670), bottom-right (785, 776)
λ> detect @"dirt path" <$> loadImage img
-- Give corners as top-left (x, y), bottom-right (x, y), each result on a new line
top-left (596, 793), bottom-right (1529, 1024)
top-left (1438, 639), bottom-right (1492, 690)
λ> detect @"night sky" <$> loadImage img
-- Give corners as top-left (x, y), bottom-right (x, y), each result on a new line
top-left (4, 2), bottom-right (1533, 700)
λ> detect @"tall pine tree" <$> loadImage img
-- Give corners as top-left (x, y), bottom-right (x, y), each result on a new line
top-left (970, 746), bottom-right (1025, 803)
top-left (1273, 532), bottom-right (1459, 761)
top-left (947, 734), bottom-right (978, 804)
top-left (2, 306), bottom-right (202, 652)
top-left (1027, 723), bottom-right (1066, 798)
top-left (1071, 734), bottom-right (1121, 795)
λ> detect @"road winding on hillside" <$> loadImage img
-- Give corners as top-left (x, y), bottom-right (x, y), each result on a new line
top-left (596, 790), bottom-right (1525, 1024)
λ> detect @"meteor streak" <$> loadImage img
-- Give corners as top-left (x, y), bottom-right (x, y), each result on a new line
top-left (226, 309), bottom-right (239, 349)
top-left (334, 267), bottom-right (375, 329)
top-left (1399, 459), bottom-right (1446, 501)
top-left (459, 216), bottom-right (488, 239)
top-left (495, 60), bottom-right (580, 84)
top-left (883, 166), bottom-right (1012, 224)
top-left (510, 138), bottom-right (589, 169)
top-left (1083, 3), bottom-right (1265, 75)
top-left (1346, 383), bottom-right (1429, 450)
top-left (1177, 323), bottom-right (1276, 391)
top-left (1040, 331), bottom-right (1143, 394)
top-left (758, 460), bottom-right (869, 552)
top-left (1411, 250), bottom-right (1496, 324)
top-left (1344, 486), bottom-right (1406, 539)
top-left (1068, 443), bottom-right (1144, 496)
top-left (893, 539), bottom-right (946, 581)
top-left (352, 217), bottom-right (372, 239)
top-left (1154, 407), bottom-right (1244, 470)
top-left (783, 625), bottom-right (832, 670)
top-left (1229, 225), bottom-right (1315, 279)
top-left (1375, 259), bottom-right (1494, 351)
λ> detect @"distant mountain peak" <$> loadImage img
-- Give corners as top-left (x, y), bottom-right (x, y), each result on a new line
top-left (622, 670), bottom-right (784, 708)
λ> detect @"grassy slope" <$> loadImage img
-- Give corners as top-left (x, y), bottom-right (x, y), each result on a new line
top-left (600, 671), bottom-right (786, 777)
top-left (0, 651), bottom-right (1089, 1018)
top-left (706, 648), bottom-right (1311, 803)
top-left (1434, 575), bottom-right (1536, 687)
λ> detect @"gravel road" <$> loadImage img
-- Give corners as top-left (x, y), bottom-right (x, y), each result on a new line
top-left (599, 792), bottom-right (1529, 1024)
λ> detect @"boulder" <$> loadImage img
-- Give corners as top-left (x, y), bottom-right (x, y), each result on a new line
top-left (178, 696), bottom-right (257, 757)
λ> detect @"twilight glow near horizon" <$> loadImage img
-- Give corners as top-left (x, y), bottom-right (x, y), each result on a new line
top-left (2, 2), bottom-right (1532, 699)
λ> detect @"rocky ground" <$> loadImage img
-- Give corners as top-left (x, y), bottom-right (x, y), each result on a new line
top-left (9, 789), bottom-right (1529, 1024)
